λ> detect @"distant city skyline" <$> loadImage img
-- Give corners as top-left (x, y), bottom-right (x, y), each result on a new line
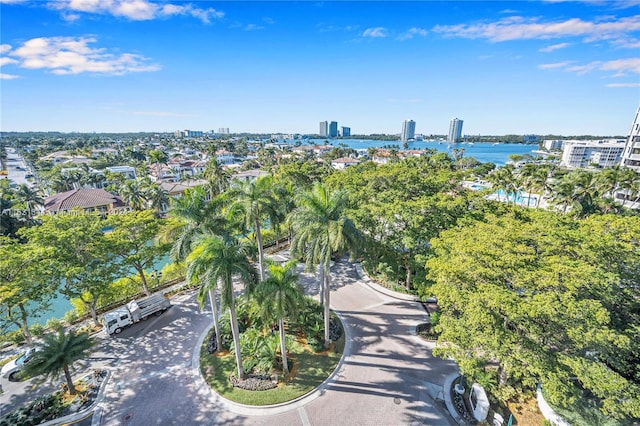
top-left (1, 1), bottom-right (639, 135)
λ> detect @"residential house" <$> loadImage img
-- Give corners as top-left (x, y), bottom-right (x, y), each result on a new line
top-left (44, 188), bottom-right (128, 214)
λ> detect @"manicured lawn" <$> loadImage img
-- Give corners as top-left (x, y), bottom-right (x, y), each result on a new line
top-left (200, 327), bottom-right (345, 406)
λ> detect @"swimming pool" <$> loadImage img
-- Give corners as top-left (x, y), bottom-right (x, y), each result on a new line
top-left (493, 189), bottom-right (538, 206)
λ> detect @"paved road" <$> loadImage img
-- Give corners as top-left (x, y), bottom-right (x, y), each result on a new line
top-left (2, 257), bottom-right (458, 425)
top-left (3, 147), bottom-right (35, 188)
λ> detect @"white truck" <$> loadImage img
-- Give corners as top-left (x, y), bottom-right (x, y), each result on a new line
top-left (103, 293), bottom-right (171, 336)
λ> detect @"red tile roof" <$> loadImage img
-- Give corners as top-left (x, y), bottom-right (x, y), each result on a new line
top-left (44, 188), bottom-right (125, 212)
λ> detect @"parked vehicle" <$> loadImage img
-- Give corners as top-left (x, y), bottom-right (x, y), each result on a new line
top-left (1, 347), bottom-right (39, 382)
top-left (103, 293), bottom-right (171, 336)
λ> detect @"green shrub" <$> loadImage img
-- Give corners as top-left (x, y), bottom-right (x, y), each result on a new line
top-left (29, 324), bottom-right (45, 338)
top-left (61, 310), bottom-right (78, 326)
top-left (160, 262), bottom-right (186, 282)
top-left (45, 317), bottom-right (64, 331)
top-left (5, 330), bottom-right (26, 346)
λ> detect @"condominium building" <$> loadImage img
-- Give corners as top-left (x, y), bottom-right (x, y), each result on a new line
top-left (401, 120), bottom-right (416, 142)
top-left (560, 139), bottom-right (626, 169)
top-left (543, 140), bottom-right (564, 151)
top-left (329, 121), bottom-right (338, 138)
top-left (448, 118), bottom-right (463, 143)
top-left (319, 121), bottom-right (328, 137)
top-left (341, 126), bottom-right (351, 137)
top-left (620, 107), bottom-right (640, 172)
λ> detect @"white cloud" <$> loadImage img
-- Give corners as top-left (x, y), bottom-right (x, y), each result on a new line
top-left (540, 58), bottom-right (640, 75)
top-left (244, 24), bottom-right (264, 31)
top-left (0, 73), bottom-right (20, 79)
top-left (0, 44), bottom-right (11, 54)
top-left (539, 42), bottom-right (570, 52)
top-left (538, 61), bottom-right (574, 69)
top-left (362, 27), bottom-right (387, 38)
top-left (0, 57), bottom-right (19, 66)
top-left (0, 0), bottom-right (28, 3)
top-left (600, 58), bottom-right (640, 73)
top-left (397, 27), bottom-right (428, 41)
top-left (49, 0), bottom-right (224, 23)
top-left (6, 36), bottom-right (161, 76)
top-left (432, 15), bottom-right (640, 48)
top-left (605, 82), bottom-right (640, 87)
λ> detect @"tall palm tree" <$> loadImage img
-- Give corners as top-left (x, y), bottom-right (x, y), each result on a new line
top-left (120, 180), bottom-right (147, 211)
top-left (187, 235), bottom-right (258, 379)
top-left (15, 184), bottom-right (43, 220)
top-left (148, 149), bottom-right (169, 181)
top-left (164, 188), bottom-right (229, 351)
top-left (617, 168), bottom-right (638, 207)
top-left (142, 180), bottom-right (169, 216)
top-left (549, 175), bottom-right (576, 214)
top-left (288, 182), bottom-right (361, 347)
top-left (488, 165), bottom-right (516, 204)
top-left (164, 187), bottom-right (228, 262)
top-left (270, 181), bottom-right (296, 248)
top-left (226, 175), bottom-right (277, 282)
top-left (571, 170), bottom-right (601, 217)
top-left (203, 157), bottom-right (229, 197)
top-left (254, 259), bottom-right (304, 376)
top-left (22, 328), bottom-right (94, 395)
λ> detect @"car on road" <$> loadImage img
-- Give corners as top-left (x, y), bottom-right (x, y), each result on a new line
top-left (1, 348), bottom-right (38, 382)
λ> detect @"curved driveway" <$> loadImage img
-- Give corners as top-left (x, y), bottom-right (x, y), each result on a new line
top-left (92, 258), bottom-right (457, 425)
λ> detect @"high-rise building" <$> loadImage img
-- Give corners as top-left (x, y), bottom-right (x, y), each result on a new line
top-left (620, 107), bottom-right (640, 173)
top-left (319, 121), bottom-right (328, 137)
top-left (448, 118), bottom-right (463, 143)
top-left (341, 126), bottom-right (351, 137)
top-left (329, 121), bottom-right (338, 138)
top-left (561, 139), bottom-right (626, 169)
top-left (401, 120), bottom-right (416, 142)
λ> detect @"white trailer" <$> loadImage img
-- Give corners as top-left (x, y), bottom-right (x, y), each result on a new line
top-left (103, 293), bottom-right (171, 335)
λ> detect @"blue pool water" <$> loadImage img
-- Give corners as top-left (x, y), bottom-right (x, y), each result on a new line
top-left (494, 189), bottom-right (538, 206)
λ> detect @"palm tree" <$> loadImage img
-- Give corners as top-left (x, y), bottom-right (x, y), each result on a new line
top-left (148, 149), bottom-right (169, 181)
top-left (254, 259), bottom-right (304, 376)
top-left (488, 165), bottom-right (516, 204)
top-left (226, 175), bottom-right (277, 282)
top-left (549, 175), bottom-right (576, 214)
top-left (22, 328), bottom-right (94, 395)
top-left (120, 180), bottom-right (147, 211)
top-left (142, 180), bottom-right (169, 216)
top-left (203, 157), bottom-right (229, 197)
top-left (164, 187), bottom-right (228, 262)
top-left (15, 184), bottom-right (43, 220)
top-left (288, 182), bottom-right (360, 347)
top-left (187, 235), bottom-right (258, 379)
top-left (270, 181), bottom-right (296, 248)
top-left (571, 170), bottom-right (601, 217)
top-left (617, 168), bottom-right (638, 207)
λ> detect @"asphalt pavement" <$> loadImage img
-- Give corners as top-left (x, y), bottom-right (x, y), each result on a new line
top-left (1, 256), bottom-right (458, 425)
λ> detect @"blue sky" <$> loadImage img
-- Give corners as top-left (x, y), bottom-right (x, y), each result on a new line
top-left (1, 0), bottom-right (639, 135)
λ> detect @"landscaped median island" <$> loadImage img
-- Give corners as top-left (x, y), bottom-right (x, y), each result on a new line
top-left (199, 296), bottom-right (345, 406)
top-left (0, 369), bottom-right (108, 426)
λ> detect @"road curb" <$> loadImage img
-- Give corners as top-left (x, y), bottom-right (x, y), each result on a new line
top-left (442, 372), bottom-right (465, 425)
top-left (354, 263), bottom-right (423, 302)
top-left (191, 309), bottom-right (351, 416)
top-left (37, 369), bottom-right (111, 426)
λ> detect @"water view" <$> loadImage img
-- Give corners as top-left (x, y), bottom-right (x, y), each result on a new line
top-left (303, 139), bottom-right (539, 166)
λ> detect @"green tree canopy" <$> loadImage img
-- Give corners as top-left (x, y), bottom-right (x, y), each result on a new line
top-left (426, 211), bottom-right (640, 419)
